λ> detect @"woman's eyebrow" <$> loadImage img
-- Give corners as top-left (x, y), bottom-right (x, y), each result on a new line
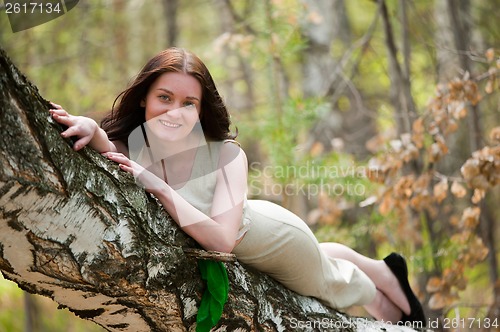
top-left (156, 88), bottom-right (173, 94)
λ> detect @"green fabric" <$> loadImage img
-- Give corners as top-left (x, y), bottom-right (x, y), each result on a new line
top-left (196, 260), bottom-right (229, 332)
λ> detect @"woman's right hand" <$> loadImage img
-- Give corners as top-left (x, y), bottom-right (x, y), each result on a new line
top-left (49, 102), bottom-right (99, 151)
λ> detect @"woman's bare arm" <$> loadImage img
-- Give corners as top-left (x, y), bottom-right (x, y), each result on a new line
top-left (104, 143), bottom-right (248, 253)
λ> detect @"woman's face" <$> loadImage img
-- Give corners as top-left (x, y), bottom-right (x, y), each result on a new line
top-left (142, 72), bottom-right (202, 142)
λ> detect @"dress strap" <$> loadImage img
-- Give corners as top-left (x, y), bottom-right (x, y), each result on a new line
top-left (223, 139), bottom-right (241, 147)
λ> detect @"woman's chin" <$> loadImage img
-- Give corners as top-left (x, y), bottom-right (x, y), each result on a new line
top-left (148, 124), bottom-right (185, 140)
top-left (146, 122), bottom-right (203, 148)
top-left (158, 133), bottom-right (187, 143)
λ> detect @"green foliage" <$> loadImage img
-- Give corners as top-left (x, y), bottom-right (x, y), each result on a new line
top-left (258, 97), bottom-right (329, 184)
top-left (196, 260), bottom-right (229, 332)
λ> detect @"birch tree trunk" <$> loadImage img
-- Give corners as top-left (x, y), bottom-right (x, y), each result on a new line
top-left (0, 47), bottom-right (409, 332)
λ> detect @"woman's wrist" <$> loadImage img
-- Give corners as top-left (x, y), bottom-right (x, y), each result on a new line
top-left (90, 127), bottom-right (112, 153)
top-left (147, 179), bottom-right (169, 198)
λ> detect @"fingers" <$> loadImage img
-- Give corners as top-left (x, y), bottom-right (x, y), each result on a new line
top-left (52, 113), bottom-right (73, 128)
top-left (49, 103), bottom-right (69, 126)
top-left (102, 152), bottom-right (131, 166)
top-left (49, 107), bottom-right (71, 129)
top-left (102, 154), bottom-right (159, 191)
top-left (50, 102), bottom-right (63, 109)
top-left (49, 101), bottom-right (68, 116)
top-left (73, 136), bottom-right (92, 151)
top-left (103, 152), bottom-right (137, 176)
top-left (60, 124), bottom-right (82, 138)
top-left (49, 109), bottom-right (69, 117)
top-left (119, 164), bottom-right (134, 174)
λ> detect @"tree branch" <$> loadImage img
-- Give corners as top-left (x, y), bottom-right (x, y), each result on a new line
top-left (379, 0), bottom-right (416, 134)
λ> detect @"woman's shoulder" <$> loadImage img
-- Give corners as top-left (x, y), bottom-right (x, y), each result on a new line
top-left (222, 139), bottom-right (241, 147)
top-left (208, 139), bottom-right (247, 167)
top-left (206, 138), bottom-right (241, 147)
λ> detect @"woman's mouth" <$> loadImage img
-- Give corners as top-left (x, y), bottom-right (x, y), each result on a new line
top-left (159, 119), bottom-right (181, 128)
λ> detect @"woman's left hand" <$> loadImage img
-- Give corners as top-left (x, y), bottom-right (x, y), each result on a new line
top-left (103, 152), bottom-right (164, 194)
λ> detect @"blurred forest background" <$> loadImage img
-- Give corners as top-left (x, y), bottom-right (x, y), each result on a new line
top-left (1, 0), bottom-right (499, 331)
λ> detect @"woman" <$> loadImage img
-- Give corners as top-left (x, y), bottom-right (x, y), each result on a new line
top-left (49, 47), bottom-right (425, 325)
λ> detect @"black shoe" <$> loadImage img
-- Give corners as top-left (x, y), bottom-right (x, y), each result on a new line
top-left (383, 253), bottom-right (426, 327)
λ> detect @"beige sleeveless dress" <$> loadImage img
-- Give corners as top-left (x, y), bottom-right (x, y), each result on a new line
top-left (176, 140), bottom-right (376, 309)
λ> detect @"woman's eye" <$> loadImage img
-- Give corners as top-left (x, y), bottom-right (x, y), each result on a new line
top-left (159, 95), bottom-right (170, 101)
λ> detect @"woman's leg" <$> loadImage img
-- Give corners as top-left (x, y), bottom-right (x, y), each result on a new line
top-left (319, 242), bottom-right (410, 317)
top-left (364, 289), bottom-right (403, 323)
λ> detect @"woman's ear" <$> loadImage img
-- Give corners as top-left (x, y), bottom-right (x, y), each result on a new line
top-left (140, 99), bottom-right (146, 107)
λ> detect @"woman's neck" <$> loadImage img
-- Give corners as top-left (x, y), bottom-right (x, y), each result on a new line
top-left (148, 131), bottom-right (206, 162)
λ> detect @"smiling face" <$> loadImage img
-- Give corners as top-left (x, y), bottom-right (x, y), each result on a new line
top-left (142, 72), bottom-right (202, 143)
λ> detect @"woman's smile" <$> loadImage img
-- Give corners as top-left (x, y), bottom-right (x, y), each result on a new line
top-left (159, 119), bottom-right (181, 128)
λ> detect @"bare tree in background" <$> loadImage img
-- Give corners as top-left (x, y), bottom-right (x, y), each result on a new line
top-left (435, 0), bottom-right (499, 321)
top-left (162, 0), bottom-right (178, 47)
top-left (301, 0), bottom-right (377, 159)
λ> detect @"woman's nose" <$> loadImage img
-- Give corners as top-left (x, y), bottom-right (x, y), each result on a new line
top-left (166, 105), bottom-right (182, 117)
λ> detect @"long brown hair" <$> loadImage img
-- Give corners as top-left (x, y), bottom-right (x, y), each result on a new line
top-left (101, 47), bottom-right (236, 146)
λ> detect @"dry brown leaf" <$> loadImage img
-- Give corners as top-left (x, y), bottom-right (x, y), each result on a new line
top-left (486, 48), bottom-right (495, 62)
top-left (367, 158), bottom-right (387, 183)
top-left (412, 173), bottom-right (431, 192)
top-left (379, 191), bottom-right (393, 216)
top-left (457, 106), bottom-right (468, 119)
top-left (485, 78), bottom-right (495, 94)
top-left (428, 293), bottom-right (447, 310)
top-left (444, 119), bottom-right (459, 135)
top-left (449, 214), bottom-right (460, 227)
top-left (461, 207), bottom-right (481, 228)
top-left (451, 181), bottom-right (467, 198)
top-left (429, 143), bottom-right (444, 162)
top-left (433, 178), bottom-right (448, 203)
top-left (412, 117), bottom-right (424, 133)
top-left (436, 134), bottom-right (449, 154)
top-left (309, 141), bottom-right (324, 157)
top-left (443, 267), bottom-right (460, 284)
top-left (394, 176), bottom-right (414, 198)
top-left (451, 231), bottom-right (469, 244)
top-left (366, 135), bottom-right (385, 153)
top-left (489, 126), bottom-right (500, 144)
top-left (469, 237), bottom-right (489, 263)
top-left (455, 277), bottom-right (467, 291)
top-left (472, 188), bottom-right (485, 203)
top-left (410, 192), bottom-right (432, 211)
top-left (461, 159), bottom-right (480, 182)
top-left (426, 277), bottom-right (443, 293)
